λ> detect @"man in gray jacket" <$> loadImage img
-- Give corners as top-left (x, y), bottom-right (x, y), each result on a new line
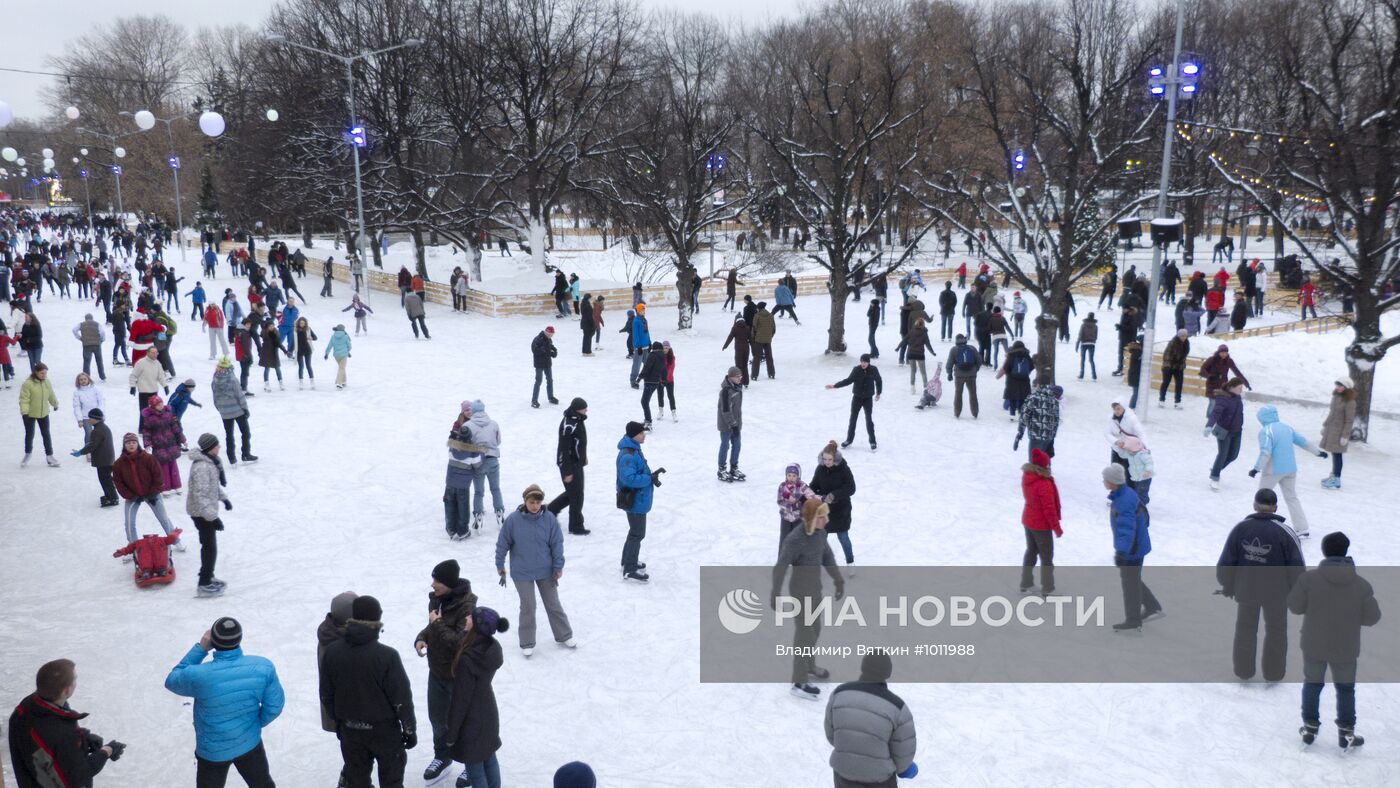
top-left (72, 313), bottom-right (107, 380)
top-left (1288, 531), bottom-right (1382, 751)
top-left (825, 652), bottom-right (917, 788)
top-left (717, 367), bottom-right (744, 483)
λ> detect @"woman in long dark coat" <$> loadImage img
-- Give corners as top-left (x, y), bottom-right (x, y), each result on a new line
top-left (808, 440), bottom-right (857, 566)
top-left (447, 607), bottom-right (507, 788)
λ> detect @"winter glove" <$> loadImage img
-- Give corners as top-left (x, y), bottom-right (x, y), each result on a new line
top-left (1248, 468), bottom-right (1259, 478)
top-left (222, 499), bottom-right (232, 511)
top-left (898, 762), bottom-right (918, 779)
top-left (401, 730), bottom-right (417, 750)
top-left (70, 449), bottom-right (83, 457)
top-left (1317, 450), bottom-right (1329, 459)
top-left (106, 741), bottom-right (127, 761)
top-left (498, 569), bottom-right (508, 587)
top-left (130, 387), bottom-right (136, 395)
top-left (834, 582), bottom-right (845, 600)
top-left (1013, 437), bottom-right (1021, 451)
top-left (1202, 427), bottom-right (1212, 438)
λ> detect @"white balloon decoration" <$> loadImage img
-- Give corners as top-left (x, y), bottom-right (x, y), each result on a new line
top-left (43, 158), bottom-right (54, 169)
top-left (65, 106), bottom-right (80, 120)
top-left (43, 164), bottom-right (51, 173)
top-left (198, 111), bottom-right (226, 137)
top-left (0, 100), bottom-right (12, 128)
top-left (72, 157), bottom-right (79, 164)
top-left (1, 147), bottom-right (15, 162)
top-left (114, 147), bottom-right (126, 158)
top-left (15, 157), bottom-right (25, 167)
top-left (266, 109), bottom-right (279, 122)
top-left (134, 110), bottom-right (156, 131)
top-left (79, 147), bottom-right (89, 156)
top-left (41, 148), bottom-right (53, 159)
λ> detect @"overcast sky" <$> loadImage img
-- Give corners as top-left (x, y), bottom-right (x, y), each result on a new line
top-left (0, 0), bottom-right (802, 122)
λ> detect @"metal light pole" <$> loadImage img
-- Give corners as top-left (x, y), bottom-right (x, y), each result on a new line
top-left (265, 33), bottom-right (422, 286)
top-left (76, 128), bottom-right (137, 226)
top-left (1135, 0), bottom-right (1194, 420)
top-left (121, 110), bottom-right (197, 262)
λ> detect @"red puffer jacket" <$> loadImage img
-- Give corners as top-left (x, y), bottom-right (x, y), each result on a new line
top-left (113, 445), bottom-right (165, 499)
top-left (1205, 288), bottom-right (1225, 312)
top-left (1020, 449), bottom-right (1062, 536)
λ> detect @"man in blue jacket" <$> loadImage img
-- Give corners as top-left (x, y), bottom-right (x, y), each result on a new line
top-left (616, 421), bottom-right (663, 583)
top-left (495, 484), bottom-right (575, 658)
top-left (165, 617), bottom-right (284, 787)
top-left (629, 305), bottom-right (652, 389)
top-left (1216, 489), bottom-right (1305, 682)
top-left (1103, 465), bottom-right (1161, 631)
top-left (1249, 404), bottom-right (1327, 538)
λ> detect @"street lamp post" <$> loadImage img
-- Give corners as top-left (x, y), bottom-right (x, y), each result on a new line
top-left (1135, 0), bottom-right (1198, 420)
top-left (121, 110), bottom-right (198, 262)
top-left (76, 128), bottom-right (136, 225)
top-left (265, 33), bottom-right (422, 288)
top-left (705, 153), bottom-right (726, 277)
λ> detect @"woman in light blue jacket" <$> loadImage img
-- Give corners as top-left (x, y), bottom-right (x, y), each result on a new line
top-left (1249, 405), bottom-right (1328, 537)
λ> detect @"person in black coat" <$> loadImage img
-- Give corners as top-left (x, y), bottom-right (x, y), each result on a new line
top-left (530, 327), bottom-right (557, 408)
top-left (551, 271), bottom-right (571, 317)
top-left (826, 355), bottom-right (883, 451)
top-left (639, 341), bottom-right (667, 427)
top-left (8, 659), bottom-right (125, 788)
top-left (549, 397), bottom-right (590, 534)
top-left (865, 300), bottom-right (881, 359)
top-left (741, 296), bottom-right (758, 330)
top-left (809, 440), bottom-right (857, 566)
top-left (73, 408), bottom-right (118, 506)
top-left (446, 608), bottom-right (507, 787)
top-left (1215, 489), bottom-right (1305, 682)
top-left (937, 281), bottom-right (958, 341)
top-left (579, 295), bottom-right (595, 355)
top-left (1229, 292), bottom-right (1250, 332)
top-left (722, 316), bottom-right (752, 386)
top-left (320, 596), bottom-right (417, 788)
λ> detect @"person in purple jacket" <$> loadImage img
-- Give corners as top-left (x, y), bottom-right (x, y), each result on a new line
top-left (1205, 378), bottom-right (1247, 490)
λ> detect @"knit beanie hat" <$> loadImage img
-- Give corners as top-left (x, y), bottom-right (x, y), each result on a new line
top-left (210, 617), bottom-right (243, 651)
top-left (1030, 448), bottom-right (1050, 469)
top-left (183, 378), bottom-right (196, 387)
top-left (1322, 532), bottom-right (1350, 558)
top-left (197, 433), bottom-right (219, 453)
top-left (859, 652), bottom-right (894, 682)
top-left (553, 762), bottom-right (597, 788)
top-left (785, 463), bottom-right (801, 477)
top-left (569, 397), bottom-right (588, 412)
top-left (727, 366), bottom-right (742, 378)
top-left (87, 408), bottom-right (104, 421)
top-left (330, 592), bottom-right (358, 625)
top-left (471, 399), bottom-right (485, 414)
top-left (472, 607), bottom-right (509, 637)
top-left (352, 595), bottom-right (383, 622)
top-left (1102, 464), bottom-right (1127, 486)
top-left (216, 356), bottom-right (233, 369)
top-left (433, 559), bottom-right (461, 586)
top-left (122, 432), bottom-right (139, 445)
top-left (626, 421), bottom-right (647, 438)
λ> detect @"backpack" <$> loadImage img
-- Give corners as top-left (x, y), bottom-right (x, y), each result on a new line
top-left (1009, 354), bottom-right (1033, 378)
top-left (953, 344), bottom-right (978, 371)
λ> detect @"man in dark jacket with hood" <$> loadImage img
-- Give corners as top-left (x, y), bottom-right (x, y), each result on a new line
top-left (827, 354), bottom-right (883, 451)
top-left (320, 595), bottom-right (417, 788)
top-left (1288, 532), bottom-right (1383, 750)
top-left (316, 591), bottom-right (357, 788)
top-left (824, 652), bottom-right (917, 788)
top-left (9, 659), bottom-right (125, 787)
top-left (639, 340), bottom-right (667, 428)
top-left (1216, 489), bottom-right (1305, 682)
top-left (530, 326), bottom-right (558, 408)
top-left (550, 398), bottom-right (590, 535)
top-left (413, 562), bottom-right (477, 782)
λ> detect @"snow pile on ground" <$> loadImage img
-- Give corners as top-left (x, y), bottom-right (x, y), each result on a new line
top-left (2, 259), bottom-right (1397, 786)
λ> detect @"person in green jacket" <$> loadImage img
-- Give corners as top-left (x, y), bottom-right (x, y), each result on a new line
top-left (19, 362), bottom-right (60, 466)
top-left (323, 324), bottom-right (353, 390)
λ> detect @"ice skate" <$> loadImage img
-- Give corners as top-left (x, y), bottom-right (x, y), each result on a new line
top-left (175, 540), bottom-right (187, 552)
top-left (670, 409), bottom-right (677, 422)
top-left (1321, 476), bottom-right (1341, 490)
top-left (196, 583), bottom-right (225, 597)
top-left (521, 647), bottom-right (534, 658)
top-left (644, 420), bottom-right (653, 431)
top-left (241, 453), bottom-right (259, 463)
top-left (1210, 478), bottom-right (1220, 491)
top-left (45, 455), bottom-right (60, 467)
top-left (495, 509), bottom-right (505, 526)
top-left (423, 759), bottom-right (449, 782)
top-left (728, 468), bottom-right (746, 482)
top-left (297, 380), bottom-right (304, 390)
top-left (278, 380), bottom-right (285, 391)
top-left (560, 638), bottom-right (578, 649)
top-left (718, 468), bottom-right (733, 483)
top-left (623, 569), bottom-right (650, 583)
top-left (1299, 723), bottom-right (1319, 747)
top-left (1339, 727), bottom-right (1365, 752)
top-left (263, 383), bottom-right (271, 392)
top-left (790, 683), bottom-right (821, 700)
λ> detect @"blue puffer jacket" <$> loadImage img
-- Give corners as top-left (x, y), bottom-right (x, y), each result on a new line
top-left (775, 283), bottom-right (795, 306)
top-left (495, 507), bottom-right (566, 581)
top-left (324, 329), bottom-right (352, 359)
top-left (1252, 405), bottom-right (1315, 476)
top-left (616, 435), bottom-right (654, 514)
top-left (164, 645), bottom-right (285, 762)
top-left (1108, 485), bottom-right (1150, 560)
top-left (631, 314), bottom-right (651, 350)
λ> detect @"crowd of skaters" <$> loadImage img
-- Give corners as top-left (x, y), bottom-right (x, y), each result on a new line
top-left (3, 204), bottom-right (1387, 787)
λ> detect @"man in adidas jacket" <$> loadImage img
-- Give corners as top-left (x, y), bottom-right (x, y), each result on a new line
top-left (825, 652), bottom-right (917, 788)
top-left (1216, 489), bottom-right (1305, 682)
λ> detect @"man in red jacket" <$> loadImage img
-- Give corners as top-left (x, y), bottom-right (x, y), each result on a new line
top-left (1299, 275), bottom-right (1319, 320)
top-left (1020, 448), bottom-right (1062, 595)
top-left (204, 304), bottom-right (229, 360)
top-left (8, 658), bottom-right (125, 787)
top-left (113, 432), bottom-right (178, 547)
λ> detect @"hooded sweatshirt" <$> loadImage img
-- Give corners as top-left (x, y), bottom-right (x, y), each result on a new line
top-left (1252, 405), bottom-right (1320, 476)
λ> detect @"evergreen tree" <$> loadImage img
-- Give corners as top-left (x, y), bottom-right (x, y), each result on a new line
top-left (1073, 197), bottom-right (1117, 272)
top-left (194, 163), bottom-right (222, 229)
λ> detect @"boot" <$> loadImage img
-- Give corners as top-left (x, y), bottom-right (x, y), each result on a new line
top-left (1299, 722), bottom-right (1319, 746)
top-left (1339, 727), bottom-right (1365, 751)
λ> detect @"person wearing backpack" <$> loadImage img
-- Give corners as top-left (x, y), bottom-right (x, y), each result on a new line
top-left (1103, 464), bottom-right (1162, 631)
top-left (996, 341), bottom-right (1034, 419)
top-left (946, 335), bottom-right (981, 419)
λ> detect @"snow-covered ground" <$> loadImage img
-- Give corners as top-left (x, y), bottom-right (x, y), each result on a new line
top-left (3, 248), bottom-right (1398, 786)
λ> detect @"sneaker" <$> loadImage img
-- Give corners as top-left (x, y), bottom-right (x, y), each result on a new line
top-left (560, 638), bottom-right (578, 648)
top-left (423, 759), bottom-right (449, 781)
top-left (454, 773), bottom-right (473, 788)
top-left (790, 683), bottom-right (821, 700)
top-left (623, 569), bottom-right (650, 583)
top-left (46, 455), bottom-right (60, 467)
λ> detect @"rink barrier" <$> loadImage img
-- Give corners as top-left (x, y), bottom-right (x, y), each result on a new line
top-left (1129, 315), bottom-right (1348, 397)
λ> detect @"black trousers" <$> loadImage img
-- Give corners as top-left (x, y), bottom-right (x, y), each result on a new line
top-left (1158, 367), bottom-right (1184, 402)
top-left (22, 416), bottom-right (53, 456)
top-left (224, 415), bottom-right (252, 459)
top-left (195, 741), bottom-right (275, 788)
top-left (96, 465), bottom-right (117, 500)
top-left (193, 516), bottom-right (221, 585)
top-left (1234, 598), bottom-right (1289, 681)
top-left (549, 467), bottom-right (587, 533)
top-left (339, 726), bottom-right (406, 788)
top-left (845, 397), bottom-right (875, 445)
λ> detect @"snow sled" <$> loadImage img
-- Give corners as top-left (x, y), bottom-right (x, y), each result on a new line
top-left (113, 529), bottom-right (183, 588)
